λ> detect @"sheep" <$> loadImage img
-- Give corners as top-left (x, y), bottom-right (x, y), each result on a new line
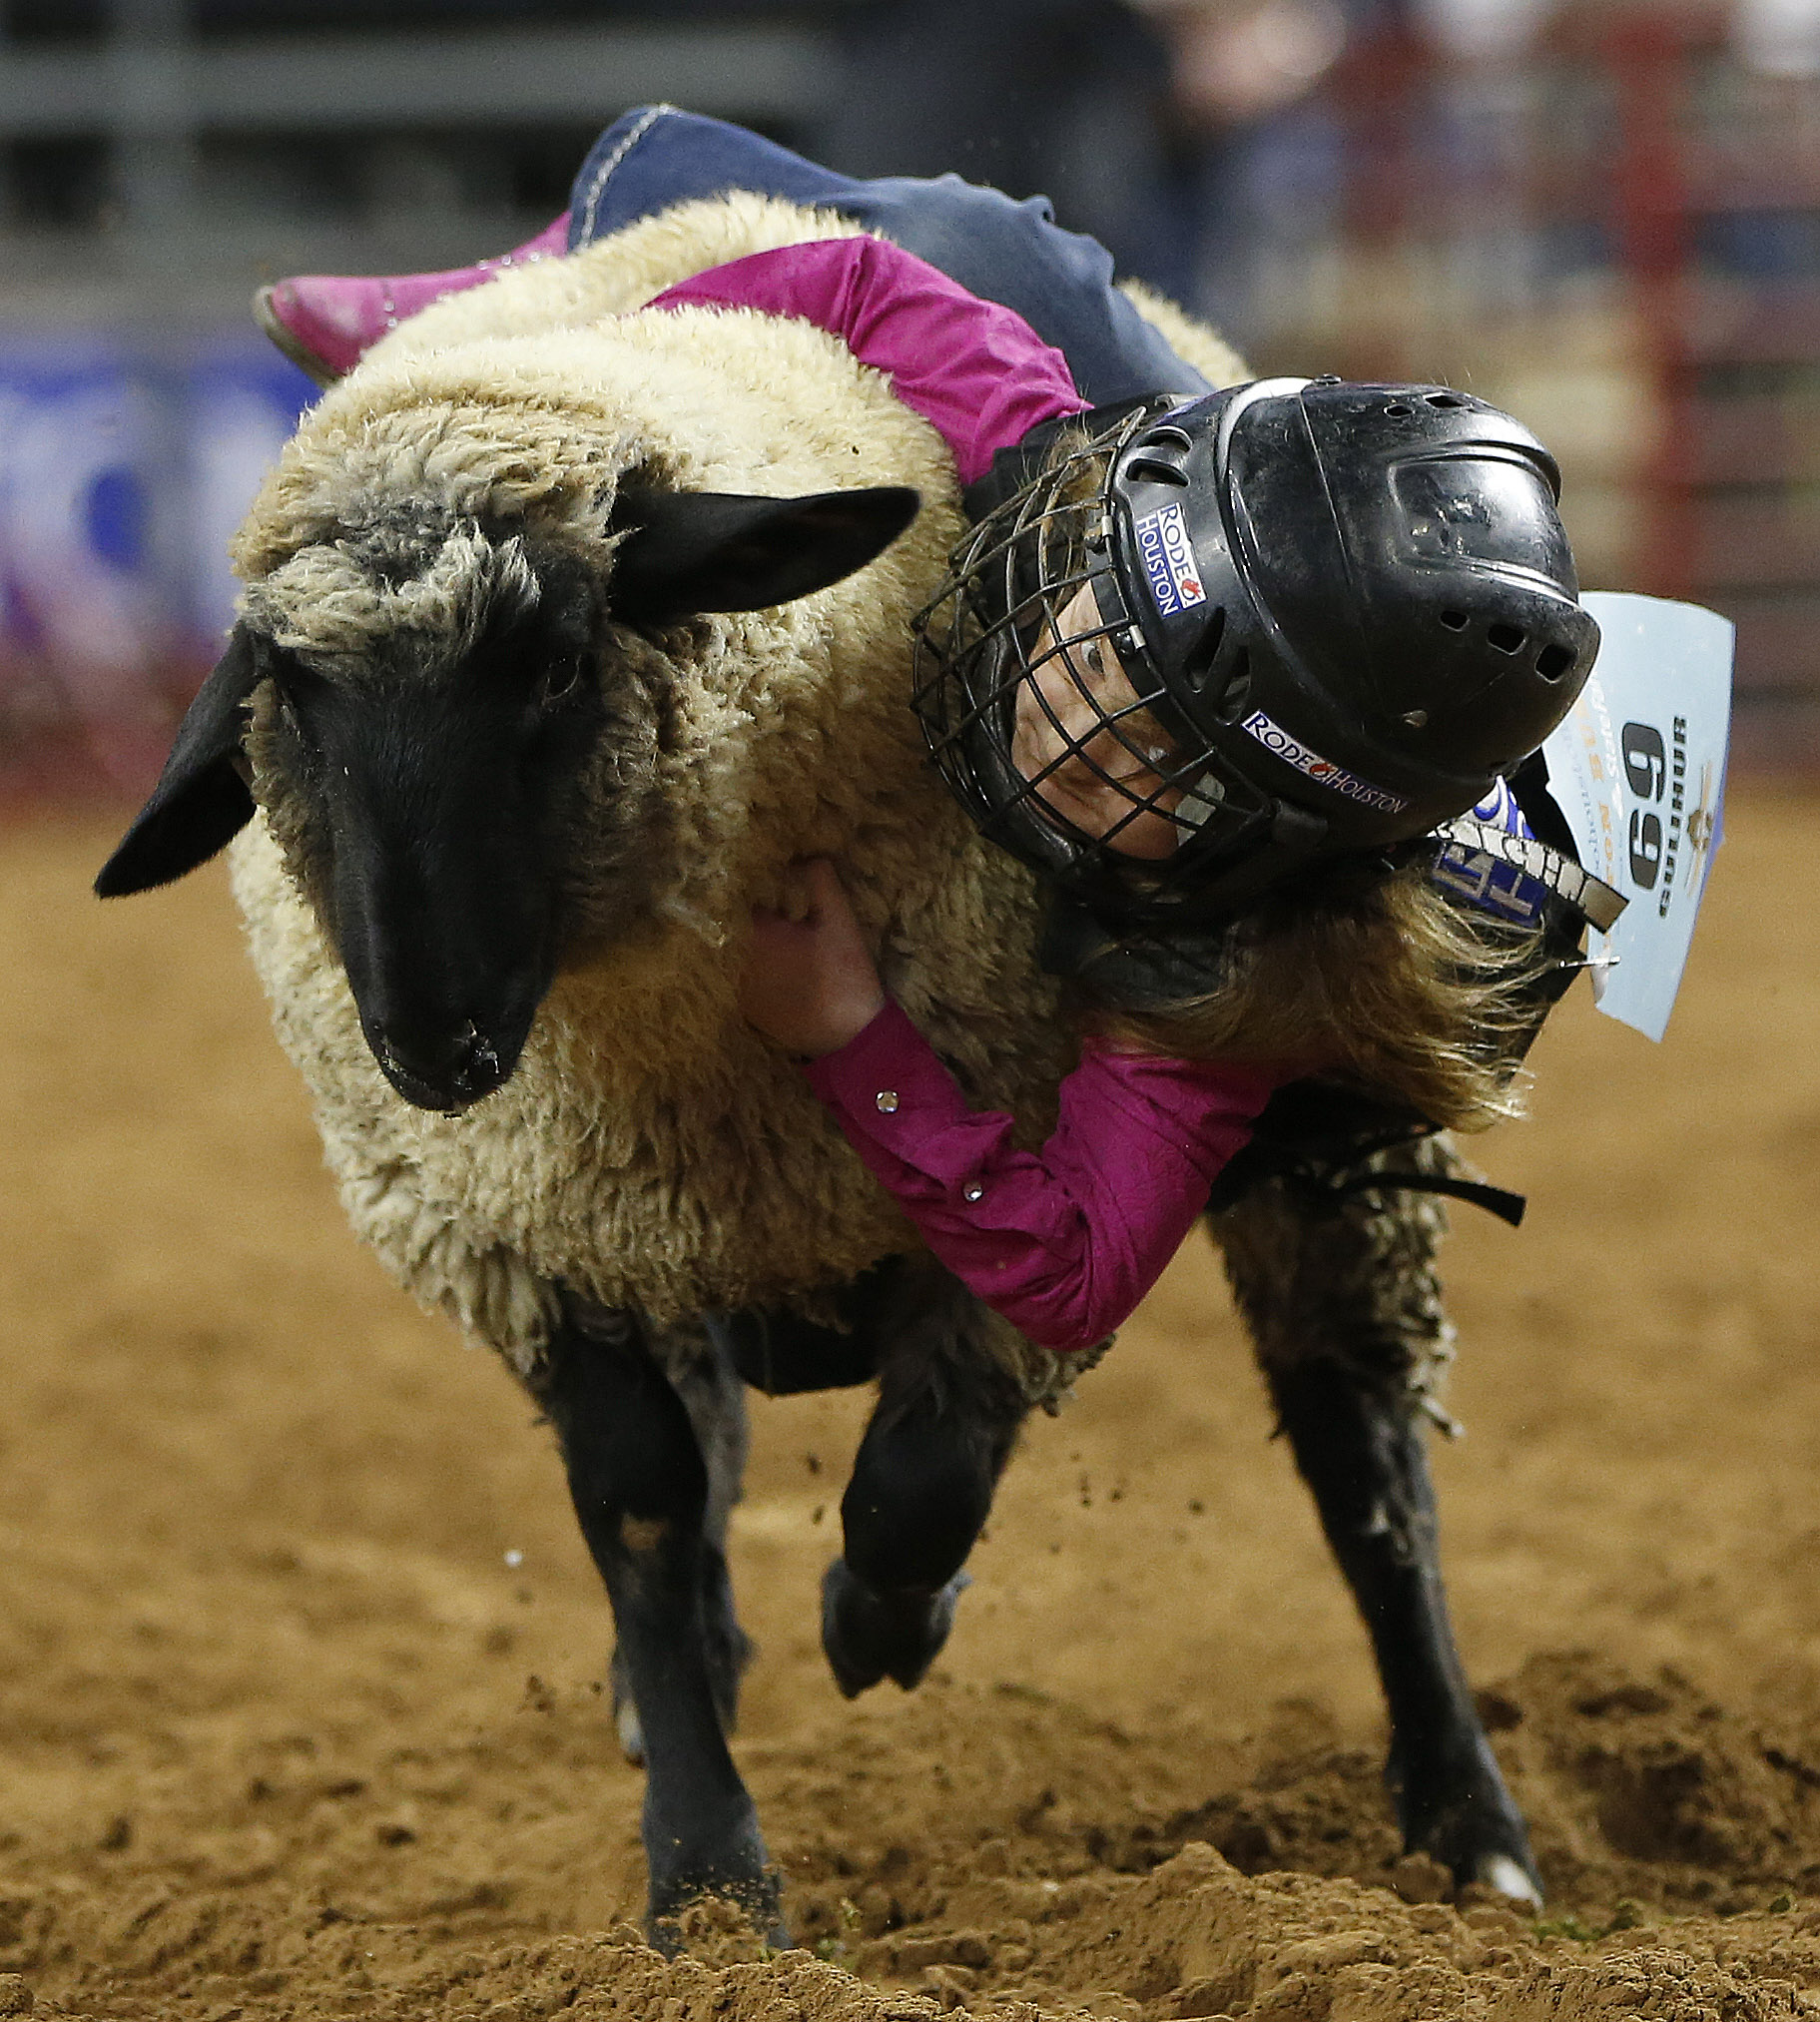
top-left (97, 192), bottom-right (1541, 1940)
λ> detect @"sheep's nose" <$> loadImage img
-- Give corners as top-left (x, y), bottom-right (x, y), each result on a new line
top-left (371, 1019), bottom-right (508, 1112)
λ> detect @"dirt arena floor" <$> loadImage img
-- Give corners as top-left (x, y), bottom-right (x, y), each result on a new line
top-left (2, 789), bottom-right (1819, 2021)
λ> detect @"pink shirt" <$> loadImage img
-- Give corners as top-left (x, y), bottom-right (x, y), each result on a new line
top-left (648, 237), bottom-right (1087, 483)
top-left (651, 239), bottom-right (1275, 1349)
top-left (808, 1006), bottom-right (1275, 1356)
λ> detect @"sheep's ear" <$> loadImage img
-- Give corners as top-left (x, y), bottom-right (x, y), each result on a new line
top-left (609, 485), bottom-right (919, 625)
top-left (94, 623), bottom-right (266, 898)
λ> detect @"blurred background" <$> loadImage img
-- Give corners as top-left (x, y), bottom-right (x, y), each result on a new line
top-left (0, 0), bottom-right (1814, 798)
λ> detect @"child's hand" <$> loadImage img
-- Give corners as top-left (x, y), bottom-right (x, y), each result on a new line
top-left (741, 858), bottom-right (887, 1057)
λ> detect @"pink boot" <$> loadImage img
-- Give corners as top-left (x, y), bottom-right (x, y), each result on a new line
top-left (254, 211), bottom-right (571, 385)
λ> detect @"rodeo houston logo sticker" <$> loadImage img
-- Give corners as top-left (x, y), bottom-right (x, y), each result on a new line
top-left (1241, 711), bottom-right (1408, 815)
top-left (1134, 503), bottom-right (1206, 617)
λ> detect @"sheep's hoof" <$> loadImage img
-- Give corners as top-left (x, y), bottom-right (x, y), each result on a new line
top-left (1475, 1852), bottom-right (1543, 1907)
top-left (647, 1863), bottom-right (788, 1956)
top-left (820, 1558), bottom-right (969, 1698)
top-left (1391, 1732), bottom-right (1542, 1905)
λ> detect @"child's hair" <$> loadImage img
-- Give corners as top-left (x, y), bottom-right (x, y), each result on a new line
top-left (940, 418), bottom-right (1558, 1133)
top-left (1084, 862), bottom-right (1549, 1133)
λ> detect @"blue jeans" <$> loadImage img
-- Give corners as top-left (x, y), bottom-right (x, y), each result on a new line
top-left (566, 105), bottom-right (1211, 408)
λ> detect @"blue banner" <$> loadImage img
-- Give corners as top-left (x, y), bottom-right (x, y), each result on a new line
top-left (0, 333), bottom-right (315, 794)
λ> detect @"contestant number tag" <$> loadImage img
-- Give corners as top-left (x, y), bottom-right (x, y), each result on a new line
top-left (1539, 591), bottom-right (1733, 1042)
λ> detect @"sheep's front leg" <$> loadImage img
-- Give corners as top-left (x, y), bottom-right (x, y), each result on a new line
top-left (822, 1263), bottom-right (1028, 1697)
top-left (531, 1300), bottom-right (785, 1948)
top-left (608, 1322), bottom-right (754, 1769)
top-left (1211, 1136), bottom-right (1541, 1904)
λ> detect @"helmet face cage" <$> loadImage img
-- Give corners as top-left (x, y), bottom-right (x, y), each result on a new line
top-left (911, 408), bottom-right (1272, 919)
top-left (914, 379), bottom-right (1598, 931)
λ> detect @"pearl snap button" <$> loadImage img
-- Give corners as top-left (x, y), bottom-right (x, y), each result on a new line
top-left (962, 1182), bottom-right (984, 1202)
top-left (876, 1090), bottom-right (900, 1113)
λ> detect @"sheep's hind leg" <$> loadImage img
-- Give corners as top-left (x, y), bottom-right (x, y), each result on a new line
top-left (1211, 1137), bottom-right (1541, 1904)
top-left (532, 1299), bottom-right (785, 1950)
top-left (825, 1261), bottom-right (1027, 1697)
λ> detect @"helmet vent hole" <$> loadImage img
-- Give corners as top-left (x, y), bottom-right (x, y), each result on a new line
top-left (1182, 606), bottom-right (1227, 686)
top-left (1488, 622), bottom-right (1526, 653)
top-left (1439, 609), bottom-right (1470, 631)
top-left (1535, 641), bottom-right (1575, 681)
top-left (1127, 455), bottom-right (1190, 488)
top-left (1219, 647), bottom-right (1252, 720)
top-left (1427, 391), bottom-right (1467, 409)
top-left (1385, 401), bottom-right (1414, 417)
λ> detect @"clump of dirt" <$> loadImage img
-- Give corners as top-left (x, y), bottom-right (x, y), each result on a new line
top-left (7, 1662), bottom-right (1817, 2020)
top-left (1493, 1652), bottom-right (1820, 1914)
top-left (19, 1837), bottom-right (1820, 2021)
top-left (885, 1840), bottom-right (1817, 2020)
top-left (1092, 1697), bottom-right (1405, 1885)
top-left (1026, 1651), bottom-right (1820, 1918)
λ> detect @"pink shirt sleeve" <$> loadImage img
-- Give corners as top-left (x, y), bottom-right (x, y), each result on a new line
top-left (647, 238), bottom-right (1088, 483)
top-left (804, 1001), bottom-right (1276, 1355)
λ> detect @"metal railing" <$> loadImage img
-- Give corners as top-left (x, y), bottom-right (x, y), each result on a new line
top-left (0, 5), bottom-right (835, 320)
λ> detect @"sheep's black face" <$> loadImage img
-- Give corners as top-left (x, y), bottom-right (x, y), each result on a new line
top-left (254, 543), bottom-right (643, 1113)
top-left (95, 480), bottom-right (922, 1113)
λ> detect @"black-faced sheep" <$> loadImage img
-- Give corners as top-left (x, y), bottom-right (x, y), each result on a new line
top-left (98, 193), bottom-right (1539, 1940)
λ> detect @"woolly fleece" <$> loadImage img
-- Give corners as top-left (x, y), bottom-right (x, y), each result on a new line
top-left (226, 197), bottom-right (1096, 1379)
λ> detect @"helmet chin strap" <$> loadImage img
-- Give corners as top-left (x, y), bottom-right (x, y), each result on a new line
top-left (1154, 799), bottom-right (1330, 921)
top-left (1037, 799), bottom-right (1331, 989)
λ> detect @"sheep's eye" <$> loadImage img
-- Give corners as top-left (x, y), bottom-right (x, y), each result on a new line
top-left (537, 656), bottom-right (585, 709)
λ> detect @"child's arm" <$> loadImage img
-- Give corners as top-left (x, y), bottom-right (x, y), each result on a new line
top-left (806, 1004), bottom-right (1272, 1355)
top-left (741, 862), bottom-right (1276, 1355)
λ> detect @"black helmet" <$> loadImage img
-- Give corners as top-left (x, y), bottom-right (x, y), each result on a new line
top-left (911, 376), bottom-right (1599, 926)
